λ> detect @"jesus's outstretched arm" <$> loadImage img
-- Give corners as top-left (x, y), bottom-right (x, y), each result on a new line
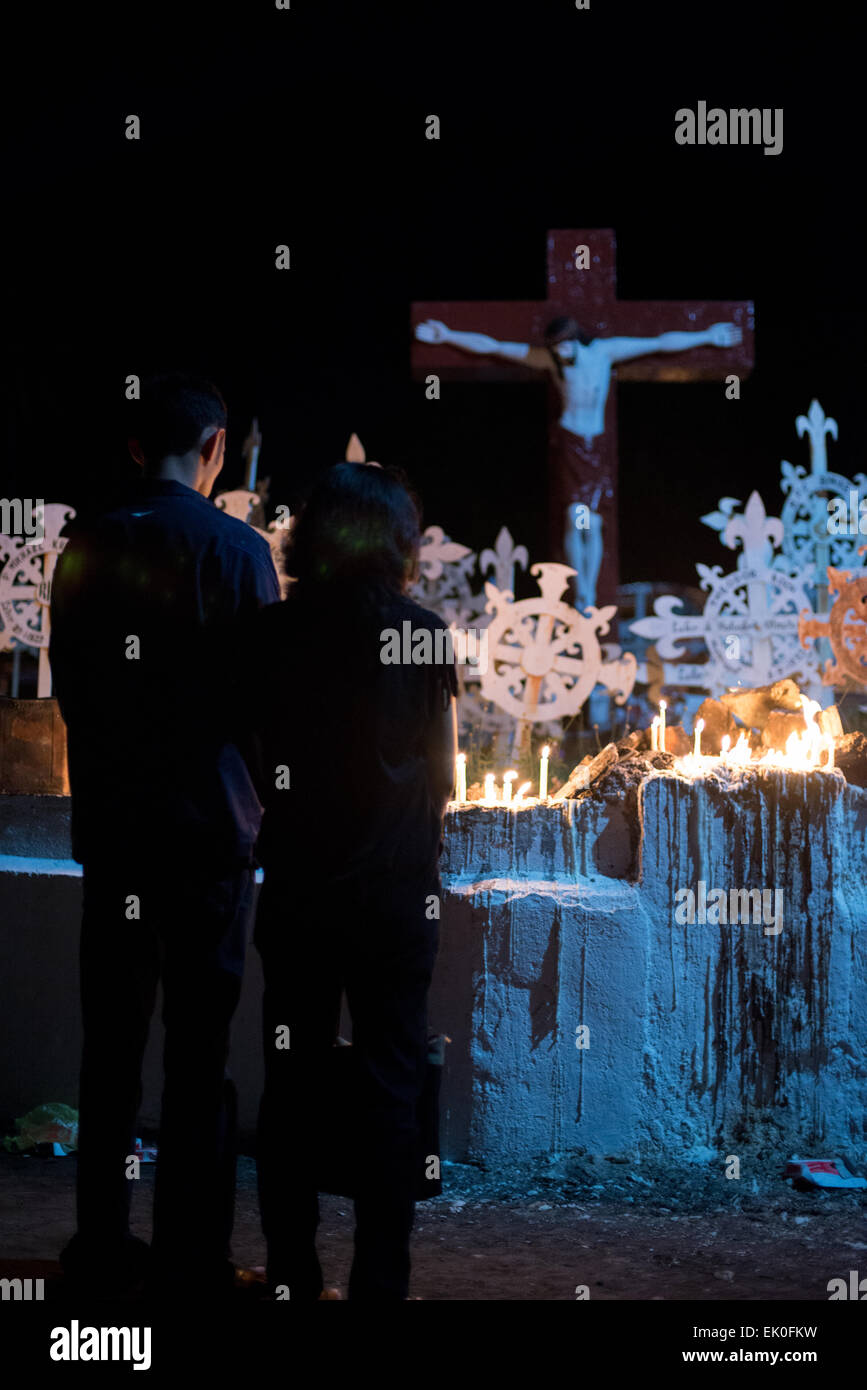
top-left (415, 318), bottom-right (531, 363)
top-left (602, 322), bottom-right (742, 363)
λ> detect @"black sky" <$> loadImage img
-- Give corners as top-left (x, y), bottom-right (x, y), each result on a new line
top-left (3, 0), bottom-right (864, 589)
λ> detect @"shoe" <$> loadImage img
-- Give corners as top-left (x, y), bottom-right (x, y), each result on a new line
top-left (318, 1287), bottom-right (342, 1300)
top-left (234, 1267), bottom-right (270, 1300)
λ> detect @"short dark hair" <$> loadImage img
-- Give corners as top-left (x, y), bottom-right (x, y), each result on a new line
top-left (287, 462), bottom-right (422, 597)
top-left (132, 372), bottom-right (227, 468)
top-left (544, 315), bottom-right (593, 349)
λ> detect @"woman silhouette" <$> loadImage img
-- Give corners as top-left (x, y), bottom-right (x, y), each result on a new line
top-left (241, 462), bottom-right (457, 1300)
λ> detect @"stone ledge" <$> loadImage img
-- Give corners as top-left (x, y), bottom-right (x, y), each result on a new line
top-left (0, 795), bottom-right (72, 859)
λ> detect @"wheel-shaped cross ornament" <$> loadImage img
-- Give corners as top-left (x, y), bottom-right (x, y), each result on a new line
top-left (480, 562), bottom-right (625, 723)
top-left (0, 504), bottom-right (75, 650)
top-left (779, 400), bottom-right (867, 577)
top-left (699, 563), bottom-right (818, 689)
top-left (0, 503), bottom-right (75, 695)
top-left (780, 468), bottom-right (867, 573)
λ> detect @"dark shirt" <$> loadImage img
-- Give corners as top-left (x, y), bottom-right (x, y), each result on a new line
top-left (237, 590), bottom-right (457, 886)
top-left (49, 477), bottom-right (281, 865)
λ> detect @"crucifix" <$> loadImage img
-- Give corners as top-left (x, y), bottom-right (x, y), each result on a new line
top-left (412, 229), bottom-right (754, 608)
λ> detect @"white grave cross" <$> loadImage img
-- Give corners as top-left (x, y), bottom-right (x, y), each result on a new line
top-left (632, 492), bottom-right (823, 700)
top-left (0, 503), bottom-right (76, 696)
top-left (481, 562), bottom-right (636, 749)
top-left (780, 399), bottom-right (866, 586)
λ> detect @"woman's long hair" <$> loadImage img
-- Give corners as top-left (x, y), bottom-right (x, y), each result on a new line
top-left (285, 462), bottom-right (422, 627)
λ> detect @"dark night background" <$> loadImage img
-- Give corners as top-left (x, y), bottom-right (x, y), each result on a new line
top-left (3, 0), bottom-right (863, 590)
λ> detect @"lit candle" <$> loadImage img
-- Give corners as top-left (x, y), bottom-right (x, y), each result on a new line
top-left (514, 781), bottom-right (532, 806)
top-left (455, 752), bottom-right (467, 803)
top-left (693, 718), bottom-right (704, 758)
top-left (502, 770), bottom-right (517, 804)
top-left (484, 774), bottom-right (496, 805)
top-left (659, 700), bottom-right (667, 752)
top-left (651, 716), bottom-right (659, 752)
top-left (539, 745), bottom-right (550, 802)
top-left (720, 734), bottom-right (731, 761)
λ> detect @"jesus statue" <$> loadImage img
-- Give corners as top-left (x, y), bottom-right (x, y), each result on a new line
top-left (415, 315), bottom-right (743, 608)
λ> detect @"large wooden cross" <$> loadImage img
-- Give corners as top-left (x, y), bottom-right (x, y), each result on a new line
top-left (411, 229), bottom-right (754, 606)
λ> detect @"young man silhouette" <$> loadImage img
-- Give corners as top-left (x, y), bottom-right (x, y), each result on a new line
top-left (50, 372), bottom-right (280, 1297)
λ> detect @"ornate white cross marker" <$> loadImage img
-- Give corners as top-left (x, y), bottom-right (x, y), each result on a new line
top-left (479, 526), bottom-right (528, 596)
top-left (799, 548), bottom-right (867, 690)
top-left (0, 503), bottom-right (76, 696)
top-left (214, 490), bottom-right (261, 523)
top-left (632, 492), bottom-right (823, 701)
top-left (780, 399), bottom-right (866, 594)
top-left (481, 562), bottom-right (636, 751)
top-left (409, 525), bottom-right (478, 629)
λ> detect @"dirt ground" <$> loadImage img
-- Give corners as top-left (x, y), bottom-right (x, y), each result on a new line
top-left (2, 1150), bottom-right (866, 1301)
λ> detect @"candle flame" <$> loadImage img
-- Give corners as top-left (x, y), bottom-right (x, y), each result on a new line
top-left (674, 696), bottom-right (837, 776)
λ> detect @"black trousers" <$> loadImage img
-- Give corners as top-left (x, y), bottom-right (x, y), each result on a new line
top-left (255, 868), bottom-right (439, 1301)
top-left (72, 855), bottom-right (254, 1281)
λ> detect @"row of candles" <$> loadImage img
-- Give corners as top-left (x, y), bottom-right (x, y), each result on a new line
top-left (453, 746), bottom-right (550, 806)
top-left (651, 701), bottom-right (705, 757)
top-left (655, 697), bottom-right (836, 773)
top-left (454, 693), bottom-right (837, 807)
